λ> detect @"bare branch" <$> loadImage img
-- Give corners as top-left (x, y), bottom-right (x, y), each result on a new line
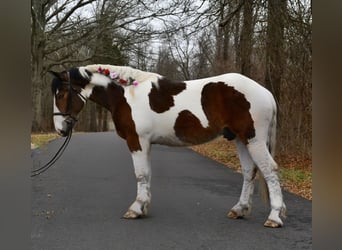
top-left (219, 0), bottom-right (245, 27)
top-left (46, 0), bottom-right (69, 23)
top-left (48, 0), bottom-right (96, 35)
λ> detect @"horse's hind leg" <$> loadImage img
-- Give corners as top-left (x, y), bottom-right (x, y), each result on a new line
top-left (247, 139), bottom-right (286, 227)
top-left (123, 138), bottom-right (152, 219)
top-left (227, 139), bottom-right (257, 219)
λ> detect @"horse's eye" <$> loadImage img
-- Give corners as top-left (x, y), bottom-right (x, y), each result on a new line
top-left (57, 93), bottom-right (65, 100)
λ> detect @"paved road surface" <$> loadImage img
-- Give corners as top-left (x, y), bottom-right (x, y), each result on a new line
top-left (31, 132), bottom-right (312, 250)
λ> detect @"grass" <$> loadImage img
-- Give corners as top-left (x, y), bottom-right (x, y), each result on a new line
top-left (280, 168), bottom-right (309, 182)
top-left (191, 137), bottom-right (312, 200)
top-left (31, 133), bottom-right (312, 200)
top-left (31, 133), bottom-right (59, 148)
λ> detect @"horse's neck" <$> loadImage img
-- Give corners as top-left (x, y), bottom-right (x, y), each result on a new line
top-left (87, 85), bottom-right (111, 110)
top-left (84, 64), bottom-right (159, 83)
top-left (88, 82), bottom-right (135, 114)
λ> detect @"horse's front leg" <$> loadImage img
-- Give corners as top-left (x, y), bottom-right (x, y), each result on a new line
top-left (123, 138), bottom-right (152, 219)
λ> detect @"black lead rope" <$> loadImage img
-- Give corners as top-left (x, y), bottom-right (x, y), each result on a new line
top-left (31, 128), bottom-right (73, 177)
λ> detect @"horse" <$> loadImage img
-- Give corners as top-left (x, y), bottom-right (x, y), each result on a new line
top-left (49, 64), bottom-right (286, 228)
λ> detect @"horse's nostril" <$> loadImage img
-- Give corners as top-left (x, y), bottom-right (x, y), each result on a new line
top-left (58, 129), bottom-right (68, 137)
top-left (65, 117), bottom-right (76, 127)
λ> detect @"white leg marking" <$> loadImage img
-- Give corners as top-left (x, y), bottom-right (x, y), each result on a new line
top-left (247, 139), bottom-right (286, 227)
top-left (123, 138), bottom-right (152, 219)
top-left (228, 139), bottom-right (256, 218)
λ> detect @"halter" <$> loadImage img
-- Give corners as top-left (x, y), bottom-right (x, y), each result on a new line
top-left (31, 74), bottom-right (87, 177)
top-left (52, 78), bottom-right (87, 124)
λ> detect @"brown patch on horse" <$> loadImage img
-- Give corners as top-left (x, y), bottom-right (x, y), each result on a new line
top-left (202, 82), bottom-right (255, 144)
top-left (90, 84), bottom-right (142, 152)
top-left (174, 82), bottom-right (255, 145)
top-left (148, 77), bottom-right (186, 113)
top-left (174, 110), bottom-right (220, 144)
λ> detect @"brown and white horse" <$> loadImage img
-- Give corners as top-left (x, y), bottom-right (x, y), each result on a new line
top-left (50, 64), bottom-right (286, 227)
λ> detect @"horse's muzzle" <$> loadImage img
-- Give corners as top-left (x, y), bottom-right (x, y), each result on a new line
top-left (58, 129), bottom-right (69, 137)
top-left (57, 117), bottom-right (77, 137)
top-left (65, 116), bottom-right (77, 127)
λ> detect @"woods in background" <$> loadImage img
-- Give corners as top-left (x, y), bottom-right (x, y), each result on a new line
top-left (31, 0), bottom-right (311, 156)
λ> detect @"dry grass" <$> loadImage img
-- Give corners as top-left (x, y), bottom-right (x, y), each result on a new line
top-left (31, 133), bottom-right (59, 148)
top-left (190, 137), bottom-right (312, 200)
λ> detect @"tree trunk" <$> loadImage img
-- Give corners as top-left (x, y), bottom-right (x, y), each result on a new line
top-left (102, 109), bottom-right (108, 131)
top-left (264, 0), bottom-right (287, 105)
top-left (31, 5), bottom-right (46, 131)
top-left (234, 8), bottom-right (241, 68)
top-left (31, 65), bottom-right (43, 131)
top-left (239, 0), bottom-right (253, 77)
top-left (89, 102), bottom-right (97, 131)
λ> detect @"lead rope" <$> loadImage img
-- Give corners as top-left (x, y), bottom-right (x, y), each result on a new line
top-left (31, 126), bottom-right (73, 177)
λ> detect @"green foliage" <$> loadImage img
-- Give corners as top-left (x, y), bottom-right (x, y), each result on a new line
top-left (279, 168), bottom-right (312, 183)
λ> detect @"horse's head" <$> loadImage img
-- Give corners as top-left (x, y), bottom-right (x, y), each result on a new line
top-left (49, 68), bottom-right (89, 136)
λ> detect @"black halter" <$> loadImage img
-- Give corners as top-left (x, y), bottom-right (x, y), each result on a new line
top-left (52, 80), bottom-right (87, 124)
top-left (31, 77), bottom-right (87, 177)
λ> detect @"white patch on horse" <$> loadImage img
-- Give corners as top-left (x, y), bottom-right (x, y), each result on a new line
top-left (124, 78), bottom-right (208, 146)
top-left (90, 73), bottom-right (112, 87)
top-left (174, 82), bottom-right (209, 128)
top-left (79, 66), bottom-right (112, 88)
top-left (78, 67), bottom-right (91, 80)
top-left (84, 64), bottom-right (161, 86)
top-left (80, 84), bottom-right (94, 99)
top-left (53, 98), bottom-right (64, 133)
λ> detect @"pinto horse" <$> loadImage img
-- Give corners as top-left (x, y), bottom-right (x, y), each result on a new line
top-left (49, 64), bottom-right (286, 227)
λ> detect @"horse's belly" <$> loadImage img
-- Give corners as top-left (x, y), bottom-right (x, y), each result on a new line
top-left (148, 107), bottom-right (220, 146)
top-left (149, 124), bottom-right (189, 146)
top-left (150, 129), bottom-right (221, 147)
top-left (151, 134), bottom-right (190, 146)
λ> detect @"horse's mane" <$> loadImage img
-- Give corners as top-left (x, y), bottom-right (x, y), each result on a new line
top-left (51, 72), bottom-right (67, 94)
top-left (81, 64), bottom-right (161, 85)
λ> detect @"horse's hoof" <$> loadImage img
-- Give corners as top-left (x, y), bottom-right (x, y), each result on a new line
top-left (122, 210), bottom-right (142, 219)
top-left (264, 219), bottom-right (282, 228)
top-left (227, 210), bottom-right (243, 219)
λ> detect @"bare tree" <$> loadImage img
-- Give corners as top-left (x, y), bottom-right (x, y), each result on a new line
top-left (278, 0), bottom-right (312, 154)
top-left (239, 0), bottom-right (254, 77)
top-left (31, 0), bottom-right (97, 130)
top-left (264, 0), bottom-right (287, 106)
top-left (193, 32), bottom-right (214, 78)
top-left (155, 46), bottom-right (182, 80)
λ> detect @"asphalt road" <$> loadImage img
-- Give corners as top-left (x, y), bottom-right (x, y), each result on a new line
top-left (31, 132), bottom-right (312, 250)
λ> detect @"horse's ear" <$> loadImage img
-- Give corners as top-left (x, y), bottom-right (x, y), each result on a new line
top-left (48, 70), bottom-right (61, 79)
top-left (48, 70), bottom-right (69, 82)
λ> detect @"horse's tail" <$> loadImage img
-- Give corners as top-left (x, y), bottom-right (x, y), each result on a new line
top-left (268, 102), bottom-right (277, 158)
top-left (258, 99), bottom-right (277, 204)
